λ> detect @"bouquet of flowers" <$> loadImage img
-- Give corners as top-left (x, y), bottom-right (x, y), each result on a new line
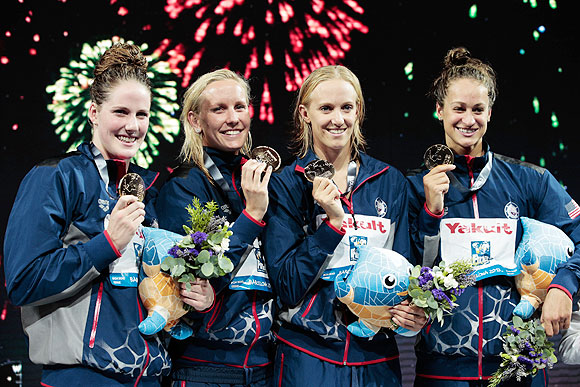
top-left (407, 259), bottom-right (476, 325)
top-left (488, 316), bottom-right (557, 387)
top-left (161, 198), bottom-right (234, 289)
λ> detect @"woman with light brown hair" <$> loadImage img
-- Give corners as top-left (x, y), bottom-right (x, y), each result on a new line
top-left (4, 42), bottom-right (172, 386)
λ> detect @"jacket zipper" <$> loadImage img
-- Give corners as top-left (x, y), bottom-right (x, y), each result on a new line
top-left (340, 166), bottom-right (389, 365)
top-left (343, 331), bottom-right (351, 365)
top-left (135, 292), bottom-right (150, 386)
top-left (89, 282), bottom-right (104, 348)
top-left (243, 291), bottom-right (260, 367)
top-left (206, 294), bottom-right (223, 331)
top-left (301, 293), bottom-right (318, 318)
top-left (467, 157), bottom-right (483, 379)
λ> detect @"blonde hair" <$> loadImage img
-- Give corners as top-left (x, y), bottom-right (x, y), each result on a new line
top-left (179, 69), bottom-right (252, 179)
top-left (291, 65), bottom-right (366, 159)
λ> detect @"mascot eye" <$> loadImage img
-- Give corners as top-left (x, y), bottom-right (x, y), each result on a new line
top-left (567, 246), bottom-right (574, 258)
top-left (383, 274), bottom-right (397, 289)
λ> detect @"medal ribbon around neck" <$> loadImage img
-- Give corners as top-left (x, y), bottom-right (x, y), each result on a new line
top-left (203, 151), bottom-right (245, 215)
top-left (342, 160), bottom-right (358, 196)
top-left (92, 144), bottom-right (120, 200)
top-left (447, 151), bottom-right (493, 193)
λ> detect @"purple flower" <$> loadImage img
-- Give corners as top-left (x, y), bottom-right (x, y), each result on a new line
top-left (418, 267), bottom-right (434, 286)
top-left (517, 355), bottom-right (535, 370)
top-left (450, 287), bottom-right (465, 296)
top-left (191, 231), bottom-right (208, 244)
top-left (432, 288), bottom-right (453, 307)
top-left (188, 248), bottom-right (199, 256)
top-left (168, 245), bottom-right (181, 258)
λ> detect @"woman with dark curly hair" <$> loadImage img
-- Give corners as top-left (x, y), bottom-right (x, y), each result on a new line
top-left (407, 47), bottom-right (580, 386)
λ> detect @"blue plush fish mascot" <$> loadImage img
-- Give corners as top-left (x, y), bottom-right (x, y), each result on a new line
top-left (513, 217), bottom-right (574, 319)
top-left (334, 246), bottom-right (417, 338)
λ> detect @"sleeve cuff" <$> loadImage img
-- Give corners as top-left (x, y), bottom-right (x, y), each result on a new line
top-left (418, 203), bottom-right (443, 237)
top-left (552, 267), bottom-right (579, 298)
top-left (103, 230), bottom-right (122, 258)
top-left (84, 231), bottom-right (124, 272)
top-left (315, 219), bottom-right (345, 254)
top-left (242, 209), bottom-right (266, 227)
top-left (231, 211), bottom-right (265, 245)
top-left (424, 202), bottom-right (445, 218)
top-left (548, 284), bottom-right (573, 300)
top-left (324, 218), bottom-right (346, 236)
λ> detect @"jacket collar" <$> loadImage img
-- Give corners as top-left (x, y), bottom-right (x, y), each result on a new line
top-left (453, 142), bottom-right (491, 173)
top-left (81, 142), bottom-right (159, 192)
top-left (204, 146), bottom-right (245, 174)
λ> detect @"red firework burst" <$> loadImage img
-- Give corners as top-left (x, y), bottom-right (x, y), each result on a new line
top-left (156, 0), bottom-right (368, 123)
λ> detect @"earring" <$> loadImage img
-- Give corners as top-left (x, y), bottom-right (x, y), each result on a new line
top-left (194, 127), bottom-right (202, 134)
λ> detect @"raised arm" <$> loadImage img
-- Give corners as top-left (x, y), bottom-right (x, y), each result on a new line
top-left (263, 173), bottom-right (345, 307)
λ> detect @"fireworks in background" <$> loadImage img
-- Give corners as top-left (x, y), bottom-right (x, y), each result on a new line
top-left (2, 1), bottom-right (580, 386)
top-left (156, 0), bottom-right (368, 123)
top-left (46, 38), bottom-right (180, 168)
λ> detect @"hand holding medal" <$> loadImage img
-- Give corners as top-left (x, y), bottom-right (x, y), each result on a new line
top-left (422, 145), bottom-right (456, 215)
top-left (106, 172), bottom-right (146, 251)
top-left (305, 159), bottom-right (344, 229)
top-left (243, 146), bottom-right (279, 222)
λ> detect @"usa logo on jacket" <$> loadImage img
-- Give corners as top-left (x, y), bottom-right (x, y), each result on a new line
top-left (504, 201), bottom-right (519, 219)
top-left (375, 197), bottom-right (387, 218)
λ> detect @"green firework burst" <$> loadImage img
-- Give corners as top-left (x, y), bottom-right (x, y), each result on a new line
top-left (46, 38), bottom-right (180, 168)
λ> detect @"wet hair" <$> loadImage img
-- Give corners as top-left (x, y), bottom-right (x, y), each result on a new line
top-left (179, 69), bottom-right (252, 180)
top-left (291, 65), bottom-right (366, 160)
top-left (89, 42), bottom-right (151, 106)
top-left (429, 47), bottom-right (497, 108)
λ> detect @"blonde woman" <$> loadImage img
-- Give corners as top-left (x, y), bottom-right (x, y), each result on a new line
top-left (263, 65), bottom-right (426, 386)
top-left (155, 69), bottom-right (275, 386)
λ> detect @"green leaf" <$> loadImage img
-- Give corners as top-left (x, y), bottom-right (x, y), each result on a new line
top-left (160, 256), bottom-right (174, 271)
top-left (513, 315), bottom-right (524, 328)
top-left (209, 232), bottom-right (223, 245)
top-left (219, 256), bottom-right (234, 273)
top-left (414, 298), bottom-right (428, 308)
top-left (201, 262), bottom-right (215, 277)
top-left (411, 265), bottom-right (421, 277)
top-left (197, 250), bottom-right (211, 263)
top-left (427, 295), bottom-right (439, 309)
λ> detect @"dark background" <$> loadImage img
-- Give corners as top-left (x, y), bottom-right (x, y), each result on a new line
top-left (1, 1), bottom-right (579, 385)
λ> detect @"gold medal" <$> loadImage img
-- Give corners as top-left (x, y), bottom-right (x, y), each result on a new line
top-left (118, 173), bottom-right (145, 202)
top-left (424, 144), bottom-right (454, 170)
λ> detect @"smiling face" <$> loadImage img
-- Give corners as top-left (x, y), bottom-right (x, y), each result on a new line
top-left (299, 79), bottom-right (358, 160)
top-left (89, 79), bottom-right (151, 161)
top-left (438, 78), bottom-right (492, 157)
top-left (190, 79), bottom-right (251, 154)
